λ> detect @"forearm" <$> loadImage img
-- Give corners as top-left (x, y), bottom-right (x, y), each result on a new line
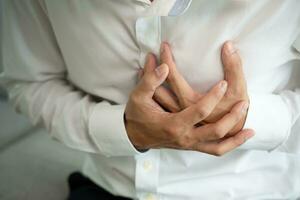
top-left (0, 78), bottom-right (139, 156)
top-left (240, 88), bottom-right (300, 153)
top-left (239, 36), bottom-right (300, 154)
top-left (1, 0), bottom-right (139, 157)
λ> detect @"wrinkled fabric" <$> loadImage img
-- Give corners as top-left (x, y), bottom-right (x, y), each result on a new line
top-left (1, 0), bottom-right (300, 199)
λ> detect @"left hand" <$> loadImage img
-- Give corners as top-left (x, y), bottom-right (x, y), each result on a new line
top-left (139, 41), bottom-right (249, 135)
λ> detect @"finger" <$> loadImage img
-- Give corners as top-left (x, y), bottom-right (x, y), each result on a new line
top-left (192, 100), bottom-right (249, 142)
top-left (221, 41), bottom-right (247, 92)
top-left (154, 87), bottom-right (181, 112)
top-left (175, 80), bottom-right (227, 126)
top-left (160, 42), bottom-right (195, 108)
top-left (195, 129), bottom-right (255, 156)
top-left (135, 55), bottom-right (169, 99)
top-left (144, 53), bottom-right (157, 73)
top-left (139, 65), bottom-right (180, 112)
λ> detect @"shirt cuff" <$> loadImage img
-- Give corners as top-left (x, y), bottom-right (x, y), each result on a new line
top-left (241, 93), bottom-right (292, 151)
top-left (89, 103), bottom-right (142, 157)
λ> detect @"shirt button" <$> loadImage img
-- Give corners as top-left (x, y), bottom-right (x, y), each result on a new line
top-left (145, 193), bottom-right (156, 200)
top-left (143, 160), bottom-right (153, 172)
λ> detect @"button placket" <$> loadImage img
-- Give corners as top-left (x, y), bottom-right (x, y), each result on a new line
top-left (135, 16), bottom-right (162, 68)
top-left (133, 2), bottom-right (193, 199)
top-left (144, 193), bottom-right (158, 200)
top-left (143, 160), bottom-right (153, 172)
top-left (135, 149), bottom-right (160, 199)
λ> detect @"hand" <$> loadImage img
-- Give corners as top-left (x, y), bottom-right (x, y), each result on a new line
top-left (144, 41), bottom-right (249, 135)
top-left (125, 54), bottom-right (254, 156)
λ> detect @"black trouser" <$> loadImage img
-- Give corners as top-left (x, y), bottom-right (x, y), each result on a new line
top-left (67, 172), bottom-right (132, 200)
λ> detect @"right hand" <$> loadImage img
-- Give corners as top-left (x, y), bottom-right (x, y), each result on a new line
top-left (124, 54), bottom-right (254, 156)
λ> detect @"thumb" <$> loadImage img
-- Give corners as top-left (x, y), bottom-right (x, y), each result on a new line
top-left (221, 41), bottom-right (247, 91)
top-left (137, 63), bottom-right (169, 99)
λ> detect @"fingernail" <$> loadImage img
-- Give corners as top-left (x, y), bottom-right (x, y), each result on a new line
top-left (155, 64), bottom-right (167, 77)
top-left (241, 101), bottom-right (249, 114)
top-left (219, 81), bottom-right (228, 92)
top-left (225, 41), bottom-right (237, 55)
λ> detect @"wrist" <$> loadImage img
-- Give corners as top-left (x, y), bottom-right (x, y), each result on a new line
top-left (123, 113), bottom-right (149, 152)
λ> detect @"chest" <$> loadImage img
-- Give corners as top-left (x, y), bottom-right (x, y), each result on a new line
top-left (45, 0), bottom-right (300, 99)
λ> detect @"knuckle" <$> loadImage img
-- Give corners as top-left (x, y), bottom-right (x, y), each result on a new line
top-left (213, 124), bottom-right (226, 138)
top-left (164, 116), bottom-right (190, 142)
top-left (130, 93), bottom-right (141, 104)
top-left (142, 79), bottom-right (155, 92)
top-left (164, 123), bottom-right (181, 138)
top-left (196, 106), bottom-right (210, 119)
top-left (177, 134), bottom-right (193, 149)
top-left (164, 125), bottom-right (175, 137)
top-left (176, 138), bottom-right (187, 149)
top-left (174, 116), bottom-right (188, 132)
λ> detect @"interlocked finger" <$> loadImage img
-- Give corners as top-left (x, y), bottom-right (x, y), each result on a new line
top-left (138, 63), bottom-right (180, 112)
top-left (154, 87), bottom-right (180, 112)
top-left (175, 80), bottom-right (227, 126)
top-left (195, 129), bottom-right (255, 156)
top-left (192, 100), bottom-right (248, 142)
top-left (160, 42), bottom-right (196, 108)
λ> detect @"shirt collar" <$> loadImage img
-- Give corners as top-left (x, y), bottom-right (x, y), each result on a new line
top-left (135, 0), bottom-right (192, 16)
top-left (168, 0), bottom-right (192, 16)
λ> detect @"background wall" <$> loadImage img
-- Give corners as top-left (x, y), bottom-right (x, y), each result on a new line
top-left (0, 2), bottom-right (84, 199)
top-left (0, 0), bottom-right (5, 96)
top-left (0, 0), bottom-right (2, 73)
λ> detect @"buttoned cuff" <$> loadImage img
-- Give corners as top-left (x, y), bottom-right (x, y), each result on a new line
top-left (241, 93), bottom-right (292, 151)
top-left (89, 103), bottom-right (142, 157)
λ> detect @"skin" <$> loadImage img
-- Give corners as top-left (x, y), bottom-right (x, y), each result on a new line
top-left (143, 41), bottom-right (249, 135)
top-left (124, 43), bottom-right (254, 156)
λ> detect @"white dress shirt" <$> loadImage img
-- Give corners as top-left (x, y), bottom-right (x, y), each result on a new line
top-left (1, 0), bottom-right (300, 199)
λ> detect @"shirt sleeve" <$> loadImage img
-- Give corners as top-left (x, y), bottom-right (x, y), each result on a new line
top-left (0, 0), bottom-right (141, 157)
top-left (240, 35), bottom-right (300, 154)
